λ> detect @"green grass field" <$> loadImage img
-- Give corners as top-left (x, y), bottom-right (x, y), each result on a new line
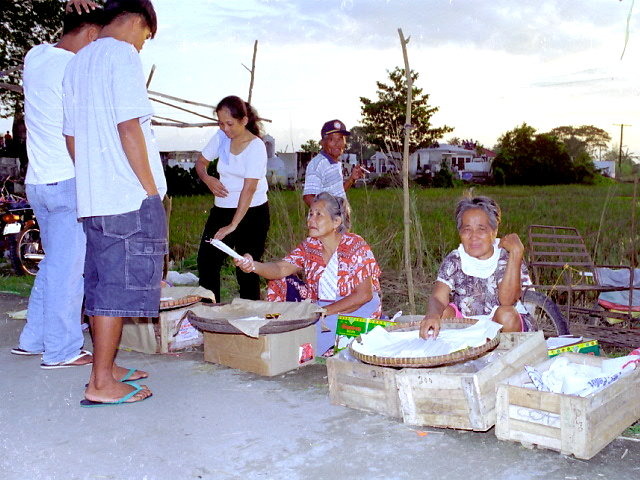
top-left (169, 183), bottom-right (639, 314)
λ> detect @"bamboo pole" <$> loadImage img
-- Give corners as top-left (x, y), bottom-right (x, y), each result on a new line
top-left (149, 97), bottom-right (218, 121)
top-left (0, 82), bottom-right (22, 93)
top-left (398, 28), bottom-right (416, 314)
top-left (243, 40), bottom-right (258, 105)
top-left (146, 64), bottom-right (156, 88)
top-left (148, 89), bottom-right (217, 109)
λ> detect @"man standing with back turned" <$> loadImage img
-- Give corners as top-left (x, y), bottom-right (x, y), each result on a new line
top-left (63, 0), bottom-right (167, 406)
top-left (11, 7), bottom-right (104, 368)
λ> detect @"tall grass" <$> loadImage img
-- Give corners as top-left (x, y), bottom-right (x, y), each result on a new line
top-left (170, 183), bottom-right (638, 313)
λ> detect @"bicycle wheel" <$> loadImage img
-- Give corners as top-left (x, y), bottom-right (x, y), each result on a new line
top-left (522, 290), bottom-right (570, 336)
top-left (10, 226), bottom-right (43, 276)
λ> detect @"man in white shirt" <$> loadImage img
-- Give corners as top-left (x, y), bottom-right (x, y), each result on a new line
top-left (63, 0), bottom-right (166, 406)
top-left (11, 8), bottom-right (103, 369)
top-left (302, 119), bottom-right (366, 207)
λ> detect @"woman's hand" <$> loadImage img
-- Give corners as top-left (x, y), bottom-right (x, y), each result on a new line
top-left (214, 224), bottom-right (236, 241)
top-left (419, 316), bottom-right (441, 339)
top-left (234, 254), bottom-right (255, 273)
top-left (499, 233), bottom-right (524, 258)
top-left (205, 177), bottom-right (229, 198)
top-left (65, 0), bottom-right (98, 13)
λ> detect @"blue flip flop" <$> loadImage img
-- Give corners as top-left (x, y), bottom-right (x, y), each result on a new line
top-left (80, 382), bottom-right (152, 408)
top-left (84, 368), bottom-right (148, 387)
top-left (119, 368), bottom-right (148, 382)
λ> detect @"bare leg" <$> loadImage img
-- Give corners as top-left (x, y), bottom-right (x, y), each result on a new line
top-left (492, 306), bottom-right (522, 332)
top-left (88, 316), bottom-right (148, 381)
top-left (85, 315), bottom-right (151, 403)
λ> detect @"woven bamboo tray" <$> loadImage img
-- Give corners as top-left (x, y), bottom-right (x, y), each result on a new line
top-left (349, 318), bottom-right (500, 368)
top-left (185, 303), bottom-right (321, 335)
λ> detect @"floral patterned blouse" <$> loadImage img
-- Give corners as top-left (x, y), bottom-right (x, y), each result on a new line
top-left (267, 232), bottom-right (382, 317)
top-left (437, 247), bottom-right (532, 320)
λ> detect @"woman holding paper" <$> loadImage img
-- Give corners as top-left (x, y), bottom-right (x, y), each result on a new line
top-left (419, 195), bottom-right (533, 339)
top-left (234, 192), bottom-right (382, 355)
top-left (195, 95), bottom-right (269, 302)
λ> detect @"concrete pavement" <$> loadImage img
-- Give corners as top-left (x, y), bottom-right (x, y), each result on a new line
top-left (1, 293), bottom-right (639, 480)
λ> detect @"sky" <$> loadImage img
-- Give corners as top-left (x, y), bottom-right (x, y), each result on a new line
top-left (3, 0), bottom-right (639, 156)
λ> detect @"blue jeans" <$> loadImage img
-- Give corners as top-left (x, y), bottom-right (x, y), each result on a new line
top-left (19, 178), bottom-right (86, 364)
top-left (83, 195), bottom-right (167, 317)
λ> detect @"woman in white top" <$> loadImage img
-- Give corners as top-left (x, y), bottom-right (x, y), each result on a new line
top-left (196, 96), bottom-right (269, 302)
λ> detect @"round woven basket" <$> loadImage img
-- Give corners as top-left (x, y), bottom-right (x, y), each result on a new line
top-left (185, 303), bottom-right (321, 335)
top-left (349, 317), bottom-right (500, 368)
top-left (159, 295), bottom-right (201, 311)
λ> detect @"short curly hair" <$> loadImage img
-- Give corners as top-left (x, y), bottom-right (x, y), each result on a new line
top-left (455, 195), bottom-right (501, 231)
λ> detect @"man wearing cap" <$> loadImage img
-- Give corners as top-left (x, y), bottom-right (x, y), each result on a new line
top-left (302, 119), bottom-right (366, 207)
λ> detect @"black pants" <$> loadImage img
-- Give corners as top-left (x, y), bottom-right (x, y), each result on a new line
top-left (197, 202), bottom-right (270, 302)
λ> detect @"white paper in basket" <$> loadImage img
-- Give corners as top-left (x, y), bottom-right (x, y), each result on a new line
top-left (351, 318), bottom-right (502, 358)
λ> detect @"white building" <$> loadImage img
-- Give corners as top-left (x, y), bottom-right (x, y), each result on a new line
top-left (410, 144), bottom-right (494, 180)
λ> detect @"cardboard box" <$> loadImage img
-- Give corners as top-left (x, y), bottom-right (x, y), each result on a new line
top-left (119, 303), bottom-right (206, 354)
top-left (495, 352), bottom-right (640, 459)
top-left (334, 315), bottom-right (396, 353)
top-left (203, 324), bottom-right (317, 376)
top-left (547, 338), bottom-right (600, 357)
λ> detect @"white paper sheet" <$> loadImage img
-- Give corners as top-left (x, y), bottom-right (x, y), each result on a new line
top-left (351, 318), bottom-right (502, 358)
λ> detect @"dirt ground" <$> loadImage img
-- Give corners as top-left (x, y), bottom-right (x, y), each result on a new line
top-left (1, 293), bottom-right (639, 480)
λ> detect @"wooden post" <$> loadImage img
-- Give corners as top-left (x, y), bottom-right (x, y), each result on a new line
top-left (398, 28), bottom-right (416, 314)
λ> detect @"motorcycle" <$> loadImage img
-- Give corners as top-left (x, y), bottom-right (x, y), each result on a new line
top-left (0, 192), bottom-right (44, 276)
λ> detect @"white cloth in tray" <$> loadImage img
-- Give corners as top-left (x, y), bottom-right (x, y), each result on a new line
top-left (351, 318), bottom-right (502, 358)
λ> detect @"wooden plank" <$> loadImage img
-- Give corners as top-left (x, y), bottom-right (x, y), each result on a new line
top-left (507, 428), bottom-right (562, 451)
top-left (509, 418), bottom-right (562, 441)
top-left (508, 404), bottom-right (561, 429)
top-left (507, 387), bottom-right (562, 413)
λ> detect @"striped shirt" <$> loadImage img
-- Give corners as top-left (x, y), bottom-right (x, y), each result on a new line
top-left (303, 151), bottom-right (345, 198)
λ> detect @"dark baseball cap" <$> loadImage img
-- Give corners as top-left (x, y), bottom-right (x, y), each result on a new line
top-left (321, 119), bottom-right (350, 138)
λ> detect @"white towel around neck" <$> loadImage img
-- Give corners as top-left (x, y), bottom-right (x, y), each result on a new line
top-left (458, 238), bottom-right (501, 279)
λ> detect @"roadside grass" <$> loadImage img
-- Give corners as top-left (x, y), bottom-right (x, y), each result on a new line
top-left (2, 183), bottom-right (636, 308)
top-left (172, 183), bottom-right (638, 311)
top-left (0, 260), bottom-right (34, 297)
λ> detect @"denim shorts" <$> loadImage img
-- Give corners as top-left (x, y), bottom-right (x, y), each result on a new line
top-left (83, 195), bottom-right (168, 317)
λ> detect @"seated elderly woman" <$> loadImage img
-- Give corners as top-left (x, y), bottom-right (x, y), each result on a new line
top-left (420, 195), bottom-right (533, 339)
top-left (235, 192), bottom-right (382, 355)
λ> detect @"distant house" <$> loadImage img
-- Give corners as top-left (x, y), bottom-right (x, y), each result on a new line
top-left (593, 160), bottom-right (615, 177)
top-left (368, 151), bottom-right (402, 173)
top-left (410, 144), bottom-right (495, 181)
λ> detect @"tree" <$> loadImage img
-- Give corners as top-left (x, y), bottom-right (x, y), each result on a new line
top-left (492, 123), bottom-right (597, 185)
top-left (359, 67), bottom-right (452, 154)
top-left (299, 139), bottom-right (320, 154)
top-left (546, 125), bottom-right (611, 159)
top-left (346, 125), bottom-right (376, 161)
top-left (0, 0), bottom-right (75, 118)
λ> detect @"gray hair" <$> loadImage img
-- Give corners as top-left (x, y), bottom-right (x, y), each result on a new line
top-left (455, 195), bottom-right (501, 231)
top-left (312, 192), bottom-right (351, 234)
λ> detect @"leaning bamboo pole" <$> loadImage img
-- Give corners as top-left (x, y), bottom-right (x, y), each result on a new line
top-left (398, 28), bottom-right (416, 314)
top-left (243, 40), bottom-right (258, 105)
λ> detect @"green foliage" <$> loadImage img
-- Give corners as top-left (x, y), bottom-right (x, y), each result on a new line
top-left (547, 125), bottom-right (611, 159)
top-left (0, 0), bottom-right (69, 117)
top-left (359, 67), bottom-right (453, 154)
top-left (492, 123), bottom-right (597, 185)
top-left (432, 160), bottom-right (454, 188)
top-left (299, 139), bottom-right (320, 153)
top-left (346, 125), bottom-right (376, 160)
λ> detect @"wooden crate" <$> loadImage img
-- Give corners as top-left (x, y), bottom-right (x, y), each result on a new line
top-left (495, 352), bottom-right (640, 459)
top-left (327, 350), bottom-right (401, 418)
top-left (396, 331), bottom-right (547, 431)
